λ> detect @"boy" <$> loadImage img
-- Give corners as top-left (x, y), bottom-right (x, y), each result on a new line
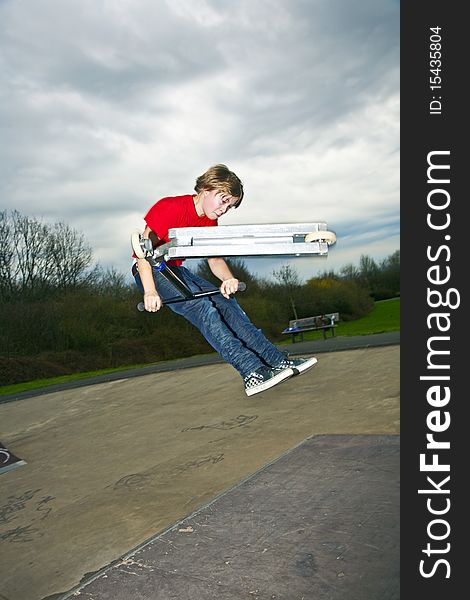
top-left (133, 164), bottom-right (317, 396)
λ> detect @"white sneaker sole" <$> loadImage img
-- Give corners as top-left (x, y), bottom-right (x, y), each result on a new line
top-left (245, 368), bottom-right (294, 397)
top-left (293, 356), bottom-right (318, 374)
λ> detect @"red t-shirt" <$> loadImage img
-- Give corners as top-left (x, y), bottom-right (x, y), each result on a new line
top-left (144, 194), bottom-right (217, 266)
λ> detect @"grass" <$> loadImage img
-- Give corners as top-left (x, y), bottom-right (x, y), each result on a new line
top-left (0, 297), bottom-right (400, 397)
top-left (279, 297), bottom-right (400, 343)
top-left (0, 364), bottom-right (149, 397)
top-left (335, 296), bottom-right (399, 335)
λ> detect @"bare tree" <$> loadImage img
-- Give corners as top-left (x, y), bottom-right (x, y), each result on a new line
top-left (47, 222), bottom-right (93, 288)
top-left (11, 211), bottom-right (51, 291)
top-left (358, 254), bottom-right (379, 289)
top-left (95, 266), bottom-right (130, 298)
top-left (0, 210), bottom-right (96, 295)
top-left (272, 264), bottom-right (301, 319)
top-left (339, 263), bottom-right (360, 280)
top-left (0, 210), bottom-right (14, 295)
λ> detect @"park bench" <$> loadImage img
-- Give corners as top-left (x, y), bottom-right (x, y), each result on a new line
top-left (282, 312), bottom-right (339, 343)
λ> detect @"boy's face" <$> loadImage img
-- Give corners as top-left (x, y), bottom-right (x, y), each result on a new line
top-left (201, 189), bottom-right (239, 220)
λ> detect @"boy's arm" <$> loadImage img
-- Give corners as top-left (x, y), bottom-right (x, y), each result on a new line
top-left (137, 226), bottom-right (162, 312)
top-left (207, 257), bottom-right (239, 299)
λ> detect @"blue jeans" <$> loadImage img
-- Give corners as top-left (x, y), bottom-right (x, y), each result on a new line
top-left (134, 265), bottom-right (286, 378)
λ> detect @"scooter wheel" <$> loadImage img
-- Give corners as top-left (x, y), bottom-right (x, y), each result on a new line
top-left (305, 230), bottom-right (337, 245)
top-left (131, 230), bottom-right (146, 258)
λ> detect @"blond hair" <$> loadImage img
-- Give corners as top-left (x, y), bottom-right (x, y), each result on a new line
top-left (194, 164), bottom-right (244, 208)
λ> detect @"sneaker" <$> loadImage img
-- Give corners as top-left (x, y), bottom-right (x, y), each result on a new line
top-left (274, 356), bottom-right (318, 376)
top-left (244, 365), bottom-right (294, 396)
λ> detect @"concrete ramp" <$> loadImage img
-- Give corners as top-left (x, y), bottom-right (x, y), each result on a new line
top-left (70, 434), bottom-right (399, 600)
top-left (0, 345), bottom-right (399, 600)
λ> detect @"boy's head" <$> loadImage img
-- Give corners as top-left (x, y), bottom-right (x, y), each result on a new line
top-left (195, 164), bottom-right (244, 208)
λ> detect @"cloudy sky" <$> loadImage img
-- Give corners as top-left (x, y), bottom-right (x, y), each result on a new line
top-left (0, 0), bottom-right (399, 282)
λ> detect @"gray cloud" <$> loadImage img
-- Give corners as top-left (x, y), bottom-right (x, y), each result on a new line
top-left (0, 0), bottom-right (399, 280)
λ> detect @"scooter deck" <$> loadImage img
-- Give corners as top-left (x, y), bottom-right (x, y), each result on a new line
top-left (154, 223), bottom-right (335, 261)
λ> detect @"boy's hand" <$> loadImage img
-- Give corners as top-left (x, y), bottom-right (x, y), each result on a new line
top-left (220, 278), bottom-right (239, 299)
top-left (143, 290), bottom-right (162, 312)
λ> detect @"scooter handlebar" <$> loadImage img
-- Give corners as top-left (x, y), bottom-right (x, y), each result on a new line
top-left (137, 281), bottom-right (247, 312)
